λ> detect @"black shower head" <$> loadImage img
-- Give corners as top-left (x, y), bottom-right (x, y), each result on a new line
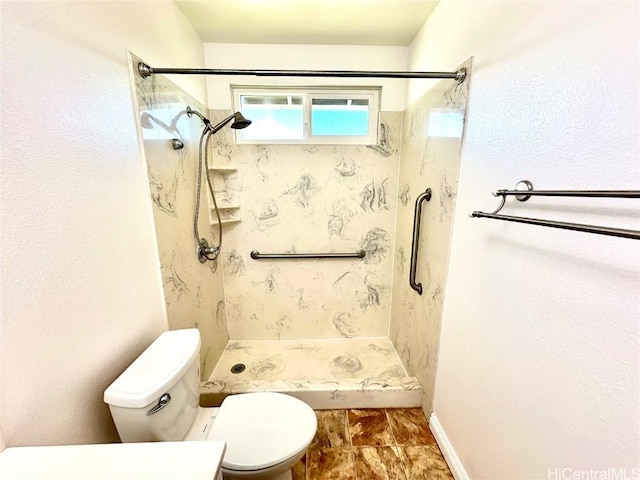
top-left (206, 111), bottom-right (252, 135)
top-left (231, 112), bottom-right (252, 130)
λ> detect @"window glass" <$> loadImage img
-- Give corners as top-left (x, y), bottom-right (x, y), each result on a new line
top-left (239, 95), bottom-right (304, 140)
top-left (311, 99), bottom-right (370, 136)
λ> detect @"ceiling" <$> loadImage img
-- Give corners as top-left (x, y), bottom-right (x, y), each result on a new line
top-left (174, 0), bottom-right (439, 46)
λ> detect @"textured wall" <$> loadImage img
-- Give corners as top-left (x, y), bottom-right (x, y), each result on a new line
top-left (410, 1), bottom-right (640, 476)
top-left (132, 59), bottom-right (228, 380)
top-left (390, 61), bottom-right (470, 414)
top-left (0, 2), bottom-right (206, 446)
top-left (209, 111), bottom-right (402, 340)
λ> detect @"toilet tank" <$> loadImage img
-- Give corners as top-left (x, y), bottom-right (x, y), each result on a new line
top-left (104, 329), bottom-right (201, 443)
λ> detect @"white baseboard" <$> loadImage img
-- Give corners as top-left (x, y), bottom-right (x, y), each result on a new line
top-left (429, 413), bottom-right (469, 480)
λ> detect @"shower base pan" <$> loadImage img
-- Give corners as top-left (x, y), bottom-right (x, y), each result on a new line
top-left (200, 337), bottom-right (422, 409)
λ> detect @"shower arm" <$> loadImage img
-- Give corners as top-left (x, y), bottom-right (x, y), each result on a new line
top-left (186, 107), bottom-right (231, 134)
top-left (139, 63), bottom-right (467, 84)
top-left (187, 107), bottom-right (247, 136)
top-left (207, 114), bottom-right (237, 135)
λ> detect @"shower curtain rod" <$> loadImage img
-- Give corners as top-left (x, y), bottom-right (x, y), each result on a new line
top-left (137, 62), bottom-right (467, 83)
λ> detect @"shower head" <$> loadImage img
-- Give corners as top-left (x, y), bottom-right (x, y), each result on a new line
top-left (230, 112), bottom-right (252, 130)
top-left (186, 106), bottom-right (251, 135)
top-left (208, 111), bottom-right (251, 135)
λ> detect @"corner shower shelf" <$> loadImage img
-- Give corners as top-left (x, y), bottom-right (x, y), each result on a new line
top-left (208, 166), bottom-right (238, 173)
top-left (211, 218), bottom-right (241, 226)
top-left (207, 166), bottom-right (240, 226)
top-left (213, 203), bottom-right (240, 210)
top-left (210, 205), bottom-right (240, 225)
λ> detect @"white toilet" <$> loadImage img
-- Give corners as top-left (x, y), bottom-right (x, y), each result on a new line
top-left (104, 329), bottom-right (317, 480)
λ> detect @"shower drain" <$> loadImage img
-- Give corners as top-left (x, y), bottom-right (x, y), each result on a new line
top-left (230, 363), bottom-right (246, 374)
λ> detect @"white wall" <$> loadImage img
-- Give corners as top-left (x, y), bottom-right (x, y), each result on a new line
top-left (0, 1), bottom-right (207, 446)
top-left (203, 43), bottom-right (409, 111)
top-left (408, 1), bottom-right (640, 477)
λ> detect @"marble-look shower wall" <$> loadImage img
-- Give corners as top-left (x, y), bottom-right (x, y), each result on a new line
top-left (389, 60), bottom-right (471, 413)
top-left (133, 58), bottom-right (228, 379)
top-left (209, 110), bottom-right (402, 340)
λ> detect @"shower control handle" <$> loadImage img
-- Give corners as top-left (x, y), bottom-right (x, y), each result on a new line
top-left (197, 238), bottom-right (220, 263)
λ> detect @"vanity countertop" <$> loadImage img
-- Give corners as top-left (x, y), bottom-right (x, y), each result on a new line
top-left (0, 440), bottom-right (225, 479)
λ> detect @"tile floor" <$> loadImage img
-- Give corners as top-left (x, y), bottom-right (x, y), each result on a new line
top-left (292, 408), bottom-right (453, 480)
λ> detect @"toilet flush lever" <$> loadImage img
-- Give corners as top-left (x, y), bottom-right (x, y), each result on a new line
top-left (147, 393), bottom-right (171, 416)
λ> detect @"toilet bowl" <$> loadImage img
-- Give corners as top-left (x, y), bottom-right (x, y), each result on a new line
top-left (104, 329), bottom-right (317, 480)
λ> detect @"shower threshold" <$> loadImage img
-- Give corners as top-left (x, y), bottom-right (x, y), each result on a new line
top-left (200, 337), bottom-right (422, 409)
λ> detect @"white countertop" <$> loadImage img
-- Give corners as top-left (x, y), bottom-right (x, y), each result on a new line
top-left (0, 440), bottom-right (226, 479)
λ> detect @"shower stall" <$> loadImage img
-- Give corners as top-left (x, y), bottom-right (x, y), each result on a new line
top-left (131, 52), bottom-right (471, 413)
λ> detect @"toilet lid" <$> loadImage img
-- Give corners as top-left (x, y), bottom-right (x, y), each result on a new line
top-left (207, 392), bottom-right (317, 471)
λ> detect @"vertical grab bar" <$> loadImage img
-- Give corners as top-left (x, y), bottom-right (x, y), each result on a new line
top-left (409, 188), bottom-right (432, 294)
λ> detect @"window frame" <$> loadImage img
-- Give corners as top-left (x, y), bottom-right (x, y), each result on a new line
top-left (231, 85), bottom-right (381, 145)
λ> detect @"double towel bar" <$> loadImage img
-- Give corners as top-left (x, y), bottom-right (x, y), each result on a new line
top-left (471, 180), bottom-right (640, 240)
top-left (409, 188), bottom-right (432, 295)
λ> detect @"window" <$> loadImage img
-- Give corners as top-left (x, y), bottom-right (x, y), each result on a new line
top-left (232, 86), bottom-right (380, 145)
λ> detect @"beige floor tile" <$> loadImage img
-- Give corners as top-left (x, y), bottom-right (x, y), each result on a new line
top-left (385, 408), bottom-right (437, 446)
top-left (347, 409), bottom-right (395, 446)
top-left (353, 446), bottom-right (407, 480)
top-left (398, 445), bottom-right (453, 480)
top-left (311, 410), bottom-right (350, 448)
top-left (307, 447), bottom-right (357, 480)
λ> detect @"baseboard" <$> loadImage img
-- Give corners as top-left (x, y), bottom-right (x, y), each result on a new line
top-left (429, 413), bottom-right (469, 480)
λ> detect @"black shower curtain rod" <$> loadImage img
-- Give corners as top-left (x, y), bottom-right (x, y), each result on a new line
top-left (137, 62), bottom-right (467, 83)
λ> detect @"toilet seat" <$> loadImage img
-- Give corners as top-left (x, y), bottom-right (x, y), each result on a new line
top-left (206, 392), bottom-right (317, 472)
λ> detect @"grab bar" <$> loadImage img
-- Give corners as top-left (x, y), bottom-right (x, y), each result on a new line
top-left (409, 188), bottom-right (432, 294)
top-left (250, 250), bottom-right (366, 260)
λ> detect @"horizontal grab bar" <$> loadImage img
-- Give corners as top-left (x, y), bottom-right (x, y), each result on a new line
top-left (250, 250), bottom-right (366, 260)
